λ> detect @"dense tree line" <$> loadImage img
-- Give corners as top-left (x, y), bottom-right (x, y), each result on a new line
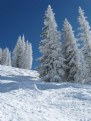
top-left (0, 48), bottom-right (11, 66)
top-left (0, 35), bottom-right (33, 70)
top-left (38, 5), bottom-right (91, 83)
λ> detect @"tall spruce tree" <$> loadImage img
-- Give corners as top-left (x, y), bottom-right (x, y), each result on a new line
top-left (38, 5), bottom-right (65, 82)
top-left (21, 35), bottom-right (26, 68)
top-left (2, 48), bottom-right (11, 66)
top-left (24, 41), bottom-right (33, 69)
top-left (12, 36), bottom-right (25, 68)
top-left (63, 19), bottom-right (82, 82)
top-left (12, 35), bottom-right (33, 69)
top-left (78, 7), bottom-right (91, 78)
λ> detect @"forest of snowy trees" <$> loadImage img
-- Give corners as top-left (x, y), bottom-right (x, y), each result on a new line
top-left (38, 5), bottom-right (91, 83)
top-left (0, 35), bottom-right (33, 70)
top-left (0, 5), bottom-right (91, 83)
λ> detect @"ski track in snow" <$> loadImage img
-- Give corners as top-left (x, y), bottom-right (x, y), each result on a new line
top-left (0, 65), bottom-right (91, 121)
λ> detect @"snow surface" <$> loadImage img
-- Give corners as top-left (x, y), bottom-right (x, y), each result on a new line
top-left (0, 65), bottom-right (91, 121)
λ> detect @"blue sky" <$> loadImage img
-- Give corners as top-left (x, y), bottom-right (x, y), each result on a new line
top-left (0, 0), bottom-right (91, 69)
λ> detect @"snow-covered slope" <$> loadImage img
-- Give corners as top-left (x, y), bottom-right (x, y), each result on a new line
top-left (0, 65), bottom-right (91, 121)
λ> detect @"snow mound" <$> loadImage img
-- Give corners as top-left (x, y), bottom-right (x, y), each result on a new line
top-left (0, 65), bottom-right (91, 121)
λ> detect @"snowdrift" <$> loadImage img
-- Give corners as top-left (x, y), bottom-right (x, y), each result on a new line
top-left (0, 65), bottom-right (91, 121)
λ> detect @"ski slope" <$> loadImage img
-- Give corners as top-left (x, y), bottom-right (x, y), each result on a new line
top-left (0, 65), bottom-right (91, 121)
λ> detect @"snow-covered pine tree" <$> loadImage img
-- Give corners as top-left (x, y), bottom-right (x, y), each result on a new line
top-left (78, 7), bottom-right (91, 78)
top-left (21, 35), bottom-right (26, 68)
top-left (0, 48), bottom-right (2, 64)
top-left (38, 5), bottom-right (65, 82)
top-left (2, 47), bottom-right (11, 66)
top-left (12, 35), bottom-right (33, 69)
top-left (12, 35), bottom-right (25, 68)
top-left (63, 18), bottom-right (82, 82)
top-left (24, 41), bottom-right (33, 69)
top-left (28, 42), bottom-right (33, 69)
top-left (12, 36), bottom-right (21, 67)
top-left (77, 49), bottom-right (88, 82)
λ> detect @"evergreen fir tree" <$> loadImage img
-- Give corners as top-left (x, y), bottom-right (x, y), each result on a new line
top-left (2, 47), bottom-right (11, 66)
top-left (78, 7), bottom-right (91, 78)
top-left (12, 35), bottom-right (33, 69)
top-left (12, 36), bottom-right (25, 68)
top-left (24, 41), bottom-right (33, 69)
top-left (38, 5), bottom-right (65, 82)
top-left (63, 19), bottom-right (81, 82)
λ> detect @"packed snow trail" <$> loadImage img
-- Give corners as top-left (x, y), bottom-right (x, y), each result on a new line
top-left (0, 65), bottom-right (91, 121)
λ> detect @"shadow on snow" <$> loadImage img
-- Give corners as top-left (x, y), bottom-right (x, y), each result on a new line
top-left (0, 75), bottom-right (91, 103)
